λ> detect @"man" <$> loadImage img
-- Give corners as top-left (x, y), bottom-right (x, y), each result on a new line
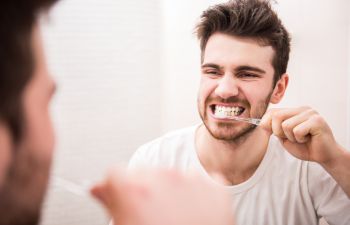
top-left (0, 1), bottom-right (233, 225)
top-left (127, 0), bottom-right (350, 224)
top-left (0, 1), bottom-right (58, 224)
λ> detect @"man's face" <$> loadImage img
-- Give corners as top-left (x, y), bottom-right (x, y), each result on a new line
top-left (198, 33), bottom-right (276, 141)
top-left (0, 26), bottom-right (56, 225)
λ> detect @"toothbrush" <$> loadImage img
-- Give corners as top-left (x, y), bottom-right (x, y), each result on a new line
top-left (52, 176), bottom-right (92, 197)
top-left (215, 115), bottom-right (261, 126)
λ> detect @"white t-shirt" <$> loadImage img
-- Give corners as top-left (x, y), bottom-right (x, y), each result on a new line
top-left (129, 125), bottom-right (350, 225)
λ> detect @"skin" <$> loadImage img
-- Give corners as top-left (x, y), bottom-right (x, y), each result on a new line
top-left (197, 33), bottom-right (282, 141)
top-left (260, 108), bottom-right (350, 197)
top-left (196, 32), bottom-right (288, 185)
top-left (0, 24), bottom-right (234, 225)
top-left (92, 168), bottom-right (235, 225)
top-left (0, 25), bottom-right (56, 224)
top-left (0, 124), bottom-right (12, 188)
top-left (196, 32), bottom-right (350, 198)
top-left (1, 15), bottom-right (346, 225)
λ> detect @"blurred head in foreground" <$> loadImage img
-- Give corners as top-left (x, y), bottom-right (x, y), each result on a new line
top-left (0, 1), bottom-right (58, 224)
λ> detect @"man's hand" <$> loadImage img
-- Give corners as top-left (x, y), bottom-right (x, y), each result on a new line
top-left (260, 107), bottom-right (350, 197)
top-left (91, 168), bottom-right (235, 225)
top-left (259, 107), bottom-right (341, 164)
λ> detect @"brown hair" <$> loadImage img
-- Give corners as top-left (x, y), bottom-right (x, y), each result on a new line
top-left (195, 0), bottom-right (290, 85)
top-left (0, 0), bottom-right (58, 143)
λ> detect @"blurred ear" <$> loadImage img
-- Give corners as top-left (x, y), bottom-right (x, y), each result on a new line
top-left (0, 122), bottom-right (12, 187)
top-left (270, 74), bottom-right (289, 104)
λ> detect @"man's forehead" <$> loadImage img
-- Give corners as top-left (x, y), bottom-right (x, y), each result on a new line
top-left (203, 33), bottom-right (275, 69)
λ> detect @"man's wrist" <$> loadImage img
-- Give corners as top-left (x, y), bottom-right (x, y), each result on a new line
top-left (320, 144), bottom-right (347, 172)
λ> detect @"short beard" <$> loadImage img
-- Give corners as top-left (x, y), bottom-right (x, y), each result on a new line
top-left (0, 145), bottom-right (50, 225)
top-left (198, 92), bottom-right (272, 143)
top-left (206, 122), bottom-right (256, 144)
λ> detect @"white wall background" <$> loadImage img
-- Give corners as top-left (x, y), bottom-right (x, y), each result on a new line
top-left (40, 0), bottom-right (350, 224)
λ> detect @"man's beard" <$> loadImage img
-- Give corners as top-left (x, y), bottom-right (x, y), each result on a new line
top-left (0, 145), bottom-right (51, 225)
top-left (198, 93), bottom-right (271, 143)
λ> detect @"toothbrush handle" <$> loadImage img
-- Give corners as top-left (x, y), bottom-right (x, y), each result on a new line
top-left (250, 118), bottom-right (261, 125)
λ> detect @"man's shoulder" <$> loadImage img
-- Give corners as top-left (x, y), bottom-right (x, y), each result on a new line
top-left (140, 125), bottom-right (197, 151)
top-left (129, 125), bottom-right (199, 168)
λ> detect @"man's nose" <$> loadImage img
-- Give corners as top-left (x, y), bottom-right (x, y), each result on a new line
top-left (214, 73), bottom-right (239, 99)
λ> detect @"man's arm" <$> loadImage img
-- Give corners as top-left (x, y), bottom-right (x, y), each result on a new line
top-left (319, 144), bottom-right (350, 197)
top-left (260, 107), bottom-right (350, 198)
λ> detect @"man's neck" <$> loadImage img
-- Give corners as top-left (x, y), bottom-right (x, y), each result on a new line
top-left (195, 124), bottom-right (271, 185)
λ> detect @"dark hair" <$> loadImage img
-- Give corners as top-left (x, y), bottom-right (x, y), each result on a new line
top-left (195, 0), bottom-right (291, 85)
top-left (0, 0), bottom-right (58, 143)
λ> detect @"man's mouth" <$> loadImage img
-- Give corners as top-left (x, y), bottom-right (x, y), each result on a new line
top-left (210, 104), bottom-right (245, 118)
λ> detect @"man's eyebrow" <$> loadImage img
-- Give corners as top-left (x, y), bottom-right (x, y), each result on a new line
top-left (201, 63), bottom-right (266, 74)
top-left (234, 65), bottom-right (266, 74)
top-left (201, 63), bottom-right (222, 70)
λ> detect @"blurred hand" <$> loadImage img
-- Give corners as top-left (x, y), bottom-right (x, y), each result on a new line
top-left (91, 168), bottom-right (234, 225)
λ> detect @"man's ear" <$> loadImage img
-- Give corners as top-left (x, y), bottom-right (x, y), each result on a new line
top-left (270, 74), bottom-right (289, 104)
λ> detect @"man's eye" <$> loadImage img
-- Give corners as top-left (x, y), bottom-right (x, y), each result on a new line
top-left (238, 73), bottom-right (259, 78)
top-left (204, 70), bottom-right (220, 75)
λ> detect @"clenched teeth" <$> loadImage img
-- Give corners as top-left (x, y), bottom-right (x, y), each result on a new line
top-left (214, 105), bottom-right (244, 117)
